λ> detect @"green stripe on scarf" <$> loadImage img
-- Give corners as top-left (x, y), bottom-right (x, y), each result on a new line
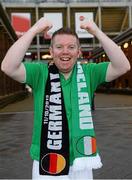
top-left (71, 62), bottom-right (102, 170)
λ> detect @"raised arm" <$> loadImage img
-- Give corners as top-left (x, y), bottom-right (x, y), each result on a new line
top-left (80, 20), bottom-right (131, 82)
top-left (1, 17), bottom-right (52, 82)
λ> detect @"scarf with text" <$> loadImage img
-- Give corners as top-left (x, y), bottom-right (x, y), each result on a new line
top-left (39, 63), bottom-right (102, 176)
top-left (39, 64), bottom-right (69, 175)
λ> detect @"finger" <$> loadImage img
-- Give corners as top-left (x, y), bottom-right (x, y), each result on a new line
top-left (45, 24), bottom-right (53, 32)
top-left (80, 24), bottom-right (86, 29)
top-left (44, 31), bottom-right (51, 39)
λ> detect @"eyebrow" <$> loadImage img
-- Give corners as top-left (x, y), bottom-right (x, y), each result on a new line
top-left (54, 43), bottom-right (77, 46)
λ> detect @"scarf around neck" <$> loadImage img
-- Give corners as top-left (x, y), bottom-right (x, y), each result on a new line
top-left (39, 62), bottom-right (102, 176)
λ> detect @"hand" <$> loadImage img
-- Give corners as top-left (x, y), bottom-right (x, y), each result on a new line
top-left (80, 20), bottom-right (100, 36)
top-left (30, 17), bottom-right (53, 35)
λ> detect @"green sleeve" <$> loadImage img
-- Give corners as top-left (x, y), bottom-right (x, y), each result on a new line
top-left (23, 61), bottom-right (47, 90)
top-left (83, 62), bottom-right (109, 93)
top-left (90, 62), bottom-right (109, 92)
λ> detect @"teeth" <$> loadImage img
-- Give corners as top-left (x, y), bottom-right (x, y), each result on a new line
top-left (61, 57), bottom-right (70, 61)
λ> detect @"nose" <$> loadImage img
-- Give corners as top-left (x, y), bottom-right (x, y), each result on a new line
top-left (62, 47), bottom-right (69, 54)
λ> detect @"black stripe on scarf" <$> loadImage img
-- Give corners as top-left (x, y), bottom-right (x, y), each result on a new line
top-left (39, 64), bottom-right (69, 175)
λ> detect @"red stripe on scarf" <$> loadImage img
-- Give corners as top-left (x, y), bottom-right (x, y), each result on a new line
top-left (49, 153), bottom-right (57, 173)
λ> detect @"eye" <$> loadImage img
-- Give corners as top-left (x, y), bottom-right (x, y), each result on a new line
top-left (70, 46), bottom-right (74, 49)
top-left (68, 45), bottom-right (76, 50)
top-left (56, 45), bottom-right (62, 49)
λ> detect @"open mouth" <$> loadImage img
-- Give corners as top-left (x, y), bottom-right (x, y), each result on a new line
top-left (60, 57), bottom-right (71, 61)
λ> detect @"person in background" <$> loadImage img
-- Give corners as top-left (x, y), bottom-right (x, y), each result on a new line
top-left (1, 17), bottom-right (130, 180)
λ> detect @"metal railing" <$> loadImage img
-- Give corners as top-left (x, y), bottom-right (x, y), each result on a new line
top-left (0, 0), bottom-right (131, 3)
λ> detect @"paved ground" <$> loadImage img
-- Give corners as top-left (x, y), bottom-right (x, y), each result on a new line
top-left (0, 93), bottom-right (132, 179)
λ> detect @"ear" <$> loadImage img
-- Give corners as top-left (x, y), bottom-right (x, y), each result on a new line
top-left (49, 46), bottom-right (53, 58)
top-left (78, 48), bottom-right (82, 58)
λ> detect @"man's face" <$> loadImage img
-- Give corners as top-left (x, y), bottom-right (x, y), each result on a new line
top-left (50, 34), bottom-right (81, 74)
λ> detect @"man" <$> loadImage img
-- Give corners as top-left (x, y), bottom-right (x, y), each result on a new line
top-left (1, 17), bottom-right (130, 180)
